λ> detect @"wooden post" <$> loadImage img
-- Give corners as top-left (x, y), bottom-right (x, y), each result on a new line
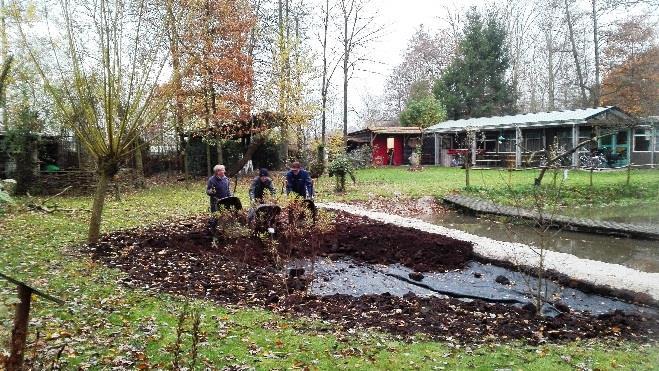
top-left (515, 126), bottom-right (522, 168)
top-left (1, 273), bottom-right (63, 371)
top-left (434, 133), bottom-right (440, 165)
top-left (572, 124), bottom-right (579, 167)
top-left (7, 284), bottom-right (32, 371)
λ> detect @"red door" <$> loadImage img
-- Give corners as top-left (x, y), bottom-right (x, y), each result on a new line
top-left (372, 136), bottom-right (387, 165)
top-left (393, 136), bottom-right (404, 165)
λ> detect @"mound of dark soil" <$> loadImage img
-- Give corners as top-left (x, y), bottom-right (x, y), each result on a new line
top-left (87, 213), bottom-right (658, 344)
top-left (328, 213), bottom-right (472, 272)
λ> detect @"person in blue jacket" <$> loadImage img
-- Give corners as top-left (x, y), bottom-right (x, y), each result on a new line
top-left (285, 161), bottom-right (313, 199)
top-left (206, 164), bottom-right (232, 213)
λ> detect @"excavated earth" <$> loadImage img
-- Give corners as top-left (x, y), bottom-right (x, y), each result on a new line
top-left (86, 212), bottom-right (658, 344)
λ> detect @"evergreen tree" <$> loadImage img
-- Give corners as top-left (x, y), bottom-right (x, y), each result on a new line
top-left (433, 8), bottom-right (516, 120)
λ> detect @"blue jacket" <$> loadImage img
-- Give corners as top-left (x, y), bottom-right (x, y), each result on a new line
top-left (285, 169), bottom-right (313, 199)
top-left (206, 175), bottom-right (231, 212)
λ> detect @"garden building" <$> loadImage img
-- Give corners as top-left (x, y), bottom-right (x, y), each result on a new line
top-left (347, 126), bottom-right (432, 166)
top-left (425, 106), bottom-right (659, 169)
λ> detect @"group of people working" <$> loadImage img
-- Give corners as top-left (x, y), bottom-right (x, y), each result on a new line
top-left (205, 161), bottom-right (313, 214)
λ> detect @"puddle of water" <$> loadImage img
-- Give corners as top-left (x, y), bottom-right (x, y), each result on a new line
top-left (416, 210), bottom-right (659, 273)
top-left (288, 259), bottom-right (657, 318)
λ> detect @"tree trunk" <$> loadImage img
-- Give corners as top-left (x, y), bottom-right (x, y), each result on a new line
top-left (206, 143), bottom-right (212, 176)
top-left (464, 154), bottom-right (470, 188)
top-left (277, 0), bottom-right (289, 168)
top-left (545, 27), bottom-right (556, 111)
top-left (564, 0), bottom-right (588, 107)
top-left (134, 140), bottom-right (145, 188)
top-left (182, 134), bottom-right (189, 179)
top-left (321, 0), bottom-right (329, 159)
top-left (165, 0), bottom-right (187, 178)
top-left (626, 162), bottom-right (631, 185)
top-left (216, 140), bottom-right (223, 164)
top-left (226, 135), bottom-right (266, 177)
top-left (465, 166), bottom-right (470, 188)
top-left (591, 0), bottom-right (600, 107)
top-left (343, 12), bottom-right (349, 144)
top-left (88, 169), bottom-right (112, 243)
top-left (76, 137), bottom-right (82, 168)
top-left (0, 0), bottom-right (8, 130)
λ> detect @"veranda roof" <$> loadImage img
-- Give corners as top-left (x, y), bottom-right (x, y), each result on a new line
top-left (426, 106), bottom-right (635, 133)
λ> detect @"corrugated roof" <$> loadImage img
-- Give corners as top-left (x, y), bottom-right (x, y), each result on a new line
top-left (426, 106), bottom-right (633, 133)
top-left (349, 126), bottom-right (422, 136)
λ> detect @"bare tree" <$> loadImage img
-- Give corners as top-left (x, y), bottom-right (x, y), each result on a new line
top-left (384, 25), bottom-right (454, 116)
top-left (563, 0), bottom-right (590, 107)
top-left (318, 0), bottom-right (341, 158)
top-left (338, 0), bottom-right (383, 142)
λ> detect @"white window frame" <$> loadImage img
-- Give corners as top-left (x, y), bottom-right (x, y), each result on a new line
top-left (633, 127), bottom-right (652, 153)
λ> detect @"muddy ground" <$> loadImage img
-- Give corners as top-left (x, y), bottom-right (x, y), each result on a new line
top-left (87, 212), bottom-right (657, 344)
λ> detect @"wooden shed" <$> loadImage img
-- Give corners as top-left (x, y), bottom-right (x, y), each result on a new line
top-left (347, 127), bottom-right (428, 166)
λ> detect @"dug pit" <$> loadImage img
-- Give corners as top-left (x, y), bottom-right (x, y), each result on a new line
top-left (86, 212), bottom-right (658, 344)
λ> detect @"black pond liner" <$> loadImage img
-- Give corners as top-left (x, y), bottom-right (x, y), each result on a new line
top-left (287, 258), bottom-right (659, 318)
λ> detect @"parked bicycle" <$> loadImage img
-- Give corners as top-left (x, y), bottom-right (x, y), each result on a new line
top-left (579, 150), bottom-right (608, 169)
top-left (450, 153), bottom-right (465, 167)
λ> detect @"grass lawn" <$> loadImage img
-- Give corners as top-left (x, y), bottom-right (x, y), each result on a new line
top-left (316, 166), bottom-right (659, 217)
top-left (1, 173), bottom-right (658, 369)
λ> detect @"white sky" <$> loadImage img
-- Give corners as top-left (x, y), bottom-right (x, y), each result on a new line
top-left (335, 0), bottom-right (480, 130)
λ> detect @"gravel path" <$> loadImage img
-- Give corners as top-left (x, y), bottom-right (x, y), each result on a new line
top-left (319, 202), bottom-right (659, 301)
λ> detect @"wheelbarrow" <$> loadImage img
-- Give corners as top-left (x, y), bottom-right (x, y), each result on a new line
top-left (216, 196), bottom-right (243, 211)
top-left (251, 204), bottom-right (282, 236)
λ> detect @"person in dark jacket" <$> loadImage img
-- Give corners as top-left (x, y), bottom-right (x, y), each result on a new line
top-left (206, 164), bottom-right (232, 212)
top-left (249, 168), bottom-right (276, 203)
top-left (285, 161), bottom-right (313, 199)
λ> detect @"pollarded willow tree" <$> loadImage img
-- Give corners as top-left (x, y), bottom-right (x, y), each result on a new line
top-left (17, 0), bottom-right (172, 243)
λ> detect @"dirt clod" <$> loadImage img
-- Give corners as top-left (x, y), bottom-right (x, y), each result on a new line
top-left (409, 272), bottom-right (424, 281)
top-left (495, 275), bottom-right (511, 285)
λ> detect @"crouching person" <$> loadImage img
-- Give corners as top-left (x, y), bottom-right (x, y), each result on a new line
top-left (249, 168), bottom-right (276, 203)
top-left (285, 161), bottom-right (313, 199)
top-left (248, 168), bottom-right (276, 223)
top-left (206, 164), bottom-right (231, 231)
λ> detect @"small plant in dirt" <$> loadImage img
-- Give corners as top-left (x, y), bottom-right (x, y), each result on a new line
top-left (328, 155), bottom-right (356, 192)
top-left (494, 156), bottom-right (571, 315)
top-left (170, 301), bottom-right (202, 370)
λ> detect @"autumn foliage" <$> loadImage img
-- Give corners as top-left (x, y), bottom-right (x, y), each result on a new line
top-left (601, 46), bottom-right (659, 117)
top-left (178, 0), bottom-right (256, 133)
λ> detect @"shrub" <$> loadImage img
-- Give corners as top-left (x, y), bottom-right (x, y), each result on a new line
top-left (307, 145), bottom-right (326, 178)
top-left (328, 155), bottom-right (356, 192)
top-left (347, 144), bottom-right (372, 169)
top-left (0, 184), bottom-right (13, 215)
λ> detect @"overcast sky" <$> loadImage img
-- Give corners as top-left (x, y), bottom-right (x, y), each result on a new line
top-left (328, 0), bottom-right (481, 130)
